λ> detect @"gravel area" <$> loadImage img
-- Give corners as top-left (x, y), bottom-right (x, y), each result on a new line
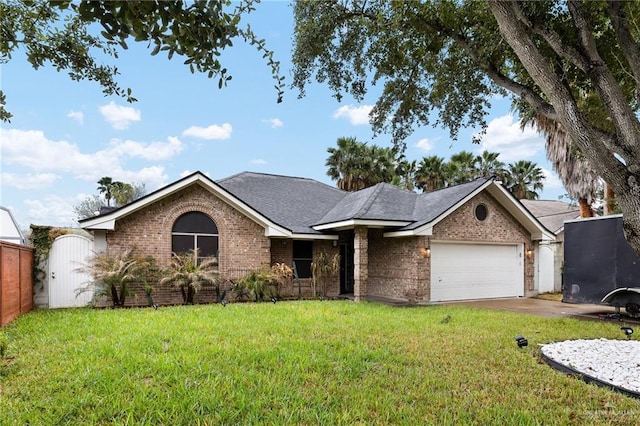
top-left (541, 338), bottom-right (640, 395)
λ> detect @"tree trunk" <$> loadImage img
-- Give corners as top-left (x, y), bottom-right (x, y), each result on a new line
top-left (488, 1), bottom-right (640, 258)
top-left (578, 198), bottom-right (594, 218)
top-left (604, 183), bottom-right (616, 215)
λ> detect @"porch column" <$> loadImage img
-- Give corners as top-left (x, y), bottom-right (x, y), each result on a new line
top-left (353, 226), bottom-right (368, 302)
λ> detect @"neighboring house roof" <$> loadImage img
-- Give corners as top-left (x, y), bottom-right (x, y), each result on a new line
top-left (520, 199), bottom-right (580, 235)
top-left (0, 206), bottom-right (26, 245)
top-left (79, 171), bottom-right (554, 241)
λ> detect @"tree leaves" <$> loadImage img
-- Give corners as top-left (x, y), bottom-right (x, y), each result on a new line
top-left (1, 0), bottom-right (285, 120)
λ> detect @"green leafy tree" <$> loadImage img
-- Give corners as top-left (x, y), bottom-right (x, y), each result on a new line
top-left (504, 160), bottom-right (545, 200)
top-left (0, 0), bottom-right (284, 121)
top-left (292, 0), bottom-right (640, 256)
top-left (75, 181), bottom-right (146, 220)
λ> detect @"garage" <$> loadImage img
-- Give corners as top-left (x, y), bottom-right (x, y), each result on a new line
top-left (430, 242), bottom-right (524, 302)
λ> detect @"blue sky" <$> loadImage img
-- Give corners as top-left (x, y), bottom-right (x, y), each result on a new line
top-left (0, 1), bottom-right (564, 230)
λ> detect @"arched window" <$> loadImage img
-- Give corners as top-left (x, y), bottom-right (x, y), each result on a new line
top-left (172, 212), bottom-right (219, 264)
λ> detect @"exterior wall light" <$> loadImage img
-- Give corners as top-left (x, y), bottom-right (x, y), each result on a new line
top-left (419, 247), bottom-right (431, 258)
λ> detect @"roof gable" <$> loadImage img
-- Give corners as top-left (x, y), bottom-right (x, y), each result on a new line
top-left (79, 172), bottom-right (292, 237)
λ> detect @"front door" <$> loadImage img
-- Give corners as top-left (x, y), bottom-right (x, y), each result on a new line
top-left (339, 231), bottom-right (354, 294)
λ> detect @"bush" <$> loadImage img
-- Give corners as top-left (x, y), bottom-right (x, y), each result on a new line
top-left (160, 250), bottom-right (222, 305)
top-left (75, 248), bottom-right (147, 308)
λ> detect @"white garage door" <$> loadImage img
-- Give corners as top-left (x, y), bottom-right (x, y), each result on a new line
top-left (430, 242), bottom-right (524, 302)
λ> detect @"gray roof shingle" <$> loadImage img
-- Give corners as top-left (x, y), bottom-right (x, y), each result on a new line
top-left (216, 172), bottom-right (346, 234)
top-left (520, 199), bottom-right (580, 234)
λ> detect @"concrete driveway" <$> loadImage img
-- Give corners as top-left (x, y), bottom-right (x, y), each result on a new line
top-left (444, 297), bottom-right (623, 321)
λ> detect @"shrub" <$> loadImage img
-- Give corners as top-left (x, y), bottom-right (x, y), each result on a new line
top-left (160, 250), bottom-right (222, 305)
top-left (76, 248), bottom-right (146, 308)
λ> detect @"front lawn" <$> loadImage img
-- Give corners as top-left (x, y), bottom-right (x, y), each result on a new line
top-left (1, 301), bottom-right (638, 425)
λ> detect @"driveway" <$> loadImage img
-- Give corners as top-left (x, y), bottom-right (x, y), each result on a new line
top-left (444, 297), bottom-right (624, 321)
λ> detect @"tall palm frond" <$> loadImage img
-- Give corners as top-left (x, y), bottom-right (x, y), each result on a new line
top-left (531, 114), bottom-right (599, 217)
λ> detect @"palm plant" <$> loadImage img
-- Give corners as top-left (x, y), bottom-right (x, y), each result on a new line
top-left (475, 151), bottom-right (505, 180)
top-left (235, 265), bottom-right (290, 302)
top-left (392, 158), bottom-right (417, 191)
top-left (97, 177), bottom-right (118, 207)
top-left (415, 155), bottom-right (446, 192)
top-left (160, 249), bottom-right (221, 304)
top-left (75, 248), bottom-right (142, 308)
top-left (531, 113), bottom-right (599, 217)
top-left (449, 151), bottom-right (478, 184)
top-left (504, 160), bottom-right (545, 200)
top-left (311, 251), bottom-right (340, 298)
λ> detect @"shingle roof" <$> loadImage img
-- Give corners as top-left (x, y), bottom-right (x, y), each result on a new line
top-left (520, 199), bottom-right (580, 234)
top-left (316, 183), bottom-right (416, 225)
top-left (401, 178), bottom-right (490, 231)
top-left (216, 172), bottom-right (346, 234)
top-left (314, 178), bottom-right (490, 230)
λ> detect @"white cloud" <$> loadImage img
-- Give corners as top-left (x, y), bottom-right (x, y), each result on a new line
top-left (476, 114), bottom-right (545, 162)
top-left (114, 166), bottom-right (168, 192)
top-left (99, 101), bottom-right (141, 130)
top-left (541, 167), bottom-right (564, 190)
top-left (250, 159), bottom-right (267, 165)
top-left (182, 123), bottom-right (232, 140)
top-left (1, 172), bottom-right (60, 190)
top-left (263, 118), bottom-right (283, 129)
top-left (0, 129), bottom-right (116, 177)
top-left (415, 138), bottom-right (435, 153)
top-left (108, 136), bottom-right (184, 161)
top-left (24, 195), bottom-right (77, 226)
top-left (332, 104), bottom-right (373, 125)
top-left (0, 129), bottom-right (178, 184)
top-left (67, 110), bottom-right (84, 125)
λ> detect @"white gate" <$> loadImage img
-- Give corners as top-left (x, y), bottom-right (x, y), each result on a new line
top-left (48, 234), bottom-right (94, 308)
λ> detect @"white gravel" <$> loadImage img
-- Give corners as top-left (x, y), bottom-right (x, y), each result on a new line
top-left (540, 338), bottom-right (640, 394)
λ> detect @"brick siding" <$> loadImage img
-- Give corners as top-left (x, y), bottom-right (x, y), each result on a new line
top-left (366, 192), bottom-right (534, 303)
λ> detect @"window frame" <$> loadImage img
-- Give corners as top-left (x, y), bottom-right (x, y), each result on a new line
top-left (171, 212), bottom-right (219, 266)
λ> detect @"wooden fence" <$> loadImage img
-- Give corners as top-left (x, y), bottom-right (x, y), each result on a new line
top-left (0, 241), bottom-right (34, 327)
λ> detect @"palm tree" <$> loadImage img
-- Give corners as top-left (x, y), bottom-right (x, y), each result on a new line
top-left (531, 114), bottom-right (599, 217)
top-left (160, 249), bottom-right (221, 304)
top-left (392, 158), bottom-right (417, 191)
top-left (326, 137), bottom-right (399, 191)
top-left (449, 151), bottom-right (478, 184)
top-left (415, 155), bottom-right (446, 192)
top-left (475, 151), bottom-right (505, 180)
top-left (504, 160), bottom-right (545, 200)
top-left (97, 176), bottom-right (125, 207)
top-left (326, 137), bottom-right (369, 191)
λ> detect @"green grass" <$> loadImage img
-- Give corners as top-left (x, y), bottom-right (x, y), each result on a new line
top-left (1, 301), bottom-right (639, 425)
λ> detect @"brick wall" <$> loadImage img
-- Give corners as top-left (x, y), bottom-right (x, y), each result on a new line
top-left (101, 184), bottom-right (272, 306)
top-left (366, 191), bottom-right (533, 302)
top-left (430, 192), bottom-right (534, 295)
top-left (0, 242), bottom-right (33, 327)
top-left (368, 231), bottom-right (429, 302)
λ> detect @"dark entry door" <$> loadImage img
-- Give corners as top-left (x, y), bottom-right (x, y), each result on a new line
top-left (339, 232), bottom-right (354, 294)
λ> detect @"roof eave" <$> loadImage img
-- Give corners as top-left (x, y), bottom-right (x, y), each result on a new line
top-left (80, 172), bottom-right (292, 237)
top-left (313, 219), bottom-right (412, 231)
